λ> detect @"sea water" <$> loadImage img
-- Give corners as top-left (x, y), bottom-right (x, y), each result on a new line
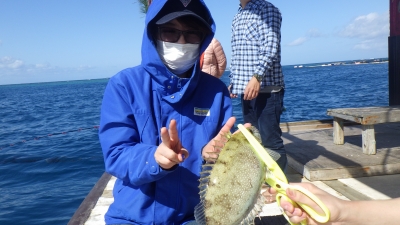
top-left (0, 61), bottom-right (388, 225)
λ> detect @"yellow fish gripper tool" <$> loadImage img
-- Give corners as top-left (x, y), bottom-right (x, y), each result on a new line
top-left (237, 124), bottom-right (330, 225)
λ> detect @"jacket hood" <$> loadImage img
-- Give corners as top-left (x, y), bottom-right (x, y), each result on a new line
top-left (141, 0), bottom-right (215, 83)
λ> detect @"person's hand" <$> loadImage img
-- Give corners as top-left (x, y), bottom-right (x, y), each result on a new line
top-left (227, 84), bottom-right (238, 98)
top-left (277, 183), bottom-right (346, 225)
top-left (243, 77), bottom-right (260, 100)
top-left (202, 117), bottom-right (236, 162)
top-left (155, 119), bottom-right (189, 170)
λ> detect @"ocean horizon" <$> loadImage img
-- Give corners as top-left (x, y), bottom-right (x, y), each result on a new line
top-left (0, 57), bottom-right (388, 87)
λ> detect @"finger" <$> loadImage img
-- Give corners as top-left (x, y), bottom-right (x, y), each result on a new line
top-left (265, 186), bottom-right (278, 195)
top-left (220, 117), bottom-right (236, 134)
top-left (293, 207), bottom-right (308, 218)
top-left (155, 147), bottom-right (180, 169)
top-left (246, 90), bottom-right (253, 100)
top-left (162, 149), bottom-right (182, 164)
top-left (158, 155), bottom-right (179, 166)
top-left (281, 205), bottom-right (308, 224)
top-left (243, 85), bottom-right (251, 100)
top-left (204, 152), bottom-right (218, 163)
top-left (280, 198), bottom-right (295, 213)
top-left (288, 215), bottom-right (308, 225)
top-left (204, 139), bottom-right (222, 155)
top-left (250, 90), bottom-right (257, 100)
top-left (216, 131), bottom-right (231, 146)
top-left (214, 117), bottom-right (235, 148)
top-left (232, 122), bottom-right (252, 135)
top-left (297, 182), bottom-right (326, 195)
top-left (160, 127), bottom-right (170, 148)
top-left (205, 150), bottom-right (220, 159)
top-left (158, 147), bottom-right (189, 166)
top-left (202, 142), bottom-right (222, 162)
top-left (287, 188), bottom-right (325, 215)
top-left (178, 148), bottom-right (189, 162)
top-left (243, 92), bottom-right (249, 100)
top-left (243, 123), bottom-right (252, 128)
top-left (168, 119), bottom-right (179, 151)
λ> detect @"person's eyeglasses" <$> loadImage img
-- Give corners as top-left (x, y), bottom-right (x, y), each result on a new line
top-left (158, 27), bottom-right (204, 44)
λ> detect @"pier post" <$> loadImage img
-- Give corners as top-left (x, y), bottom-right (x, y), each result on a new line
top-left (389, 0), bottom-right (400, 105)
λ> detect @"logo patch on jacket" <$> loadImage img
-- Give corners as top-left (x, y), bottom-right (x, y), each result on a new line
top-left (180, 0), bottom-right (191, 7)
top-left (194, 107), bottom-right (210, 116)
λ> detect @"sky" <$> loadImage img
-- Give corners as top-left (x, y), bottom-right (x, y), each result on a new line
top-left (0, 1), bottom-right (390, 85)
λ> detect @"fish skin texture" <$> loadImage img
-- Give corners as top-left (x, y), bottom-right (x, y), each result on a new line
top-left (195, 127), bottom-right (266, 225)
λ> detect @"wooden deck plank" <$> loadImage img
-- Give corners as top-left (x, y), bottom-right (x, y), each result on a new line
top-left (283, 122), bottom-right (400, 181)
top-left (84, 176), bottom-right (116, 225)
top-left (322, 180), bottom-right (372, 201)
top-left (68, 172), bottom-right (111, 225)
top-left (338, 174), bottom-right (400, 199)
top-left (337, 178), bottom-right (391, 200)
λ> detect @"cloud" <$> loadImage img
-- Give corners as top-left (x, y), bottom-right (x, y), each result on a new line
top-left (0, 56), bottom-right (96, 78)
top-left (0, 56), bottom-right (95, 71)
top-left (25, 63), bottom-right (53, 73)
top-left (76, 65), bottom-right (94, 71)
top-left (307, 28), bottom-right (324, 38)
top-left (287, 28), bottom-right (324, 46)
top-left (338, 11), bottom-right (389, 51)
top-left (34, 63), bottom-right (53, 69)
top-left (339, 11), bottom-right (389, 39)
top-left (287, 37), bottom-right (308, 46)
top-left (0, 56), bottom-right (25, 69)
top-left (0, 57), bottom-right (54, 78)
top-left (353, 39), bottom-right (387, 50)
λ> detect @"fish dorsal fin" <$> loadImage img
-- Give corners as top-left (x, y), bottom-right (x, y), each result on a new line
top-left (195, 162), bottom-right (214, 225)
top-left (194, 198), bottom-right (207, 225)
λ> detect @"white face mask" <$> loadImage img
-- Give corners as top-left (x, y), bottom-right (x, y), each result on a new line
top-left (156, 40), bottom-right (200, 75)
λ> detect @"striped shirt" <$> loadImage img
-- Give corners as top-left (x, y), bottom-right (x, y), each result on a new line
top-left (229, 0), bottom-right (284, 95)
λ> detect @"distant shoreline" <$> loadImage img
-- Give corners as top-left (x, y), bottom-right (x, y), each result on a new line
top-left (224, 57), bottom-right (388, 72)
top-left (288, 57), bottom-right (388, 69)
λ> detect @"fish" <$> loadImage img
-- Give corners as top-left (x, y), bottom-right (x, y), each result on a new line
top-left (194, 126), bottom-right (280, 225)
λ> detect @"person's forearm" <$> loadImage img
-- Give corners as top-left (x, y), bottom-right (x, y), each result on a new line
top-left (341, 198), bottom-right (400, 224)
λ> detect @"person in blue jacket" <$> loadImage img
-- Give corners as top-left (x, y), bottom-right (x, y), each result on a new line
top-left (98, 0), bottom-right (233, 224)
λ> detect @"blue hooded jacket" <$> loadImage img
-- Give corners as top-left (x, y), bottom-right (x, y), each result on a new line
top-left (99, 0), bottom-right (232, 224)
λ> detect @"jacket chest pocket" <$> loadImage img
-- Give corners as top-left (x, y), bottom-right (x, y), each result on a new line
top-left (135, 113), bottom-right (160, 145)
